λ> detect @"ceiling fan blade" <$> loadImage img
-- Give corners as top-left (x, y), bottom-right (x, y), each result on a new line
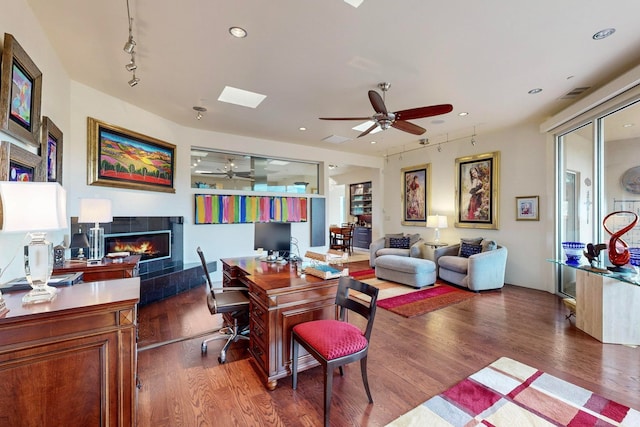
top-left (368, 90), bottom-right (388, 115)
top-left (319, 116), bottom-right (371, 121)
top-left (394, 104), bottom-right (453, 121)
top-left (357, 123), bottom-right (379, 138)
top-left (391, 120), bottom-right (426, 135)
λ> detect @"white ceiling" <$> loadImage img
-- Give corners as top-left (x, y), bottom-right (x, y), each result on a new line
top-left (26, 0), bottom-right (640, 156)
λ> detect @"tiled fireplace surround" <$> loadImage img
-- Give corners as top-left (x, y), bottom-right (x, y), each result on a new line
top-left (70, 216), bottom-right (214, 306)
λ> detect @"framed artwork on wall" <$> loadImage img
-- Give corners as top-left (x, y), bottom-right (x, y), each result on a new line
top-left (455, 151), bottom-right (500, 229)
top-left (0, 33), bottom-right (43, 148)
top-left (0, 140), bottom-right (43, 181)
top-left (516, 195), bottom-right (539, 221)
top-left (87, 117), bottom-right (176, 193)
top-left (401, 163), bottom-right (430, 226)
top-left (41, 116), bottom-right (63, 184)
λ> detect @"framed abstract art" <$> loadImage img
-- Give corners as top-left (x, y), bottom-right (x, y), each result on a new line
top-left (41, 116), bottom-right (63, 184)
top-left (455, 151), bottom-right (500, 229)
top-left (0, 33), bottom-right (43, 147)
top-left (0, 140), bottom-right (43, 181)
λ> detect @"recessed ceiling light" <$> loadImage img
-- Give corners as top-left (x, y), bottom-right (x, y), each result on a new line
top-left (592, 28), bottom-right (615, 40)
top-left (458, 112), bottom-right (469, 117)
top-left (528, 88), bottom-right (543, 94)
top-left (299, 127), bottom-right (306, 131)
top-left (229, 27), bottom-right (247, 38)
top-left (218, 86), bottom-right (266, 108)
top-left (370, 141), bottom-right (376, 144)
top-left (623, 123), bottom-right (634, 128)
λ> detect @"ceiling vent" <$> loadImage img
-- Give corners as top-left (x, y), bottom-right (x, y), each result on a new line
top-left (560, 87), bottom-right (591, 99)
top-left (322, 135), bottom-right (351, 144)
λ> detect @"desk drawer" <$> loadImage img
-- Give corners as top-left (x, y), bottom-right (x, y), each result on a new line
top-left (250, 299), bottom-right (268, 329)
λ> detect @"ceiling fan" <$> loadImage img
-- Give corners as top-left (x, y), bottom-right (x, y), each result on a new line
top-left (209, 158), bottom-right (254, 180)
top-left (320, 82), bottom-right (453, 138)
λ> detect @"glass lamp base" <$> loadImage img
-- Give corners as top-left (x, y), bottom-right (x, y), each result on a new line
top-left (22, 285), bottom-right (58, 304)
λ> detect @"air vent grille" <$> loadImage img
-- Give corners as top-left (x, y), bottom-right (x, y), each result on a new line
top-left (561, 87), bottom-right (591, 99)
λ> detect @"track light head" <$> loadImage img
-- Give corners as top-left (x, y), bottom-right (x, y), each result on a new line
top-left (128, 74), bottom-right (140, 87)
top-left (123, 38), bottom-right (136, 54)
top-left (125, 60), bottom-right (137, 72)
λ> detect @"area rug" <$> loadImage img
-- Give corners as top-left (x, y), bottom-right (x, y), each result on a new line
top-left (386, 357), bottom-right (640, 426)
top-left (376, 283), bottom-right (475, 318)
top-left (350, 268), bottom-right (376, 280)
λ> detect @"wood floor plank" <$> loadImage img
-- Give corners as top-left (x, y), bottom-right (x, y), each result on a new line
top-left (136, 263), bottom-right (640, 426)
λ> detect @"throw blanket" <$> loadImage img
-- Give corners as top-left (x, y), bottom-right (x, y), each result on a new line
top-left (387, 357), bottom-right (640, 426)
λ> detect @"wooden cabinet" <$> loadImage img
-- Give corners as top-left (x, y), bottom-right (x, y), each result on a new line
top-left (0, 278), bottom-right (140, 426)
top-left (350, 181), bottom-right (372, 217)
top-left (221, 257), bottom-right (340, 390)
top-left (53, 255), bottom-right (141, 282)
top-left (353, 226), bottom-right (372, 249)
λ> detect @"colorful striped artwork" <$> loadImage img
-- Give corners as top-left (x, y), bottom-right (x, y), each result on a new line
top-left (194, 194), bottom-right (308, 224)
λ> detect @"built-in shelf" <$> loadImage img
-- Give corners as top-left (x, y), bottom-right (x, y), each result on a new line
top-left (350, 181), bottom-right (372, 217)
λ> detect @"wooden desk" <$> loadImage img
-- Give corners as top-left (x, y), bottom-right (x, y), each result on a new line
top-left (0, 277), bottom-right (140, 426)
top-left (221, 257), bottom-right (341, 390)
top-left (54, 255), bottom-right (141, 282)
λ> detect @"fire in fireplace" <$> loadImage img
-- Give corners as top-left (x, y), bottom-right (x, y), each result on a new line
top-left (104, 230), bottom-right (171, 263)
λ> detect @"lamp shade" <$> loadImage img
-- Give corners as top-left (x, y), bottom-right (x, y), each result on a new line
top-left (70, 232), bottom-right (90, 249)
top-left (426, 215), bottom-right (448, 229)
top-left (0, 182), bottom-right (67, 232)
top-left (78, 198), bottom-right (113, 224)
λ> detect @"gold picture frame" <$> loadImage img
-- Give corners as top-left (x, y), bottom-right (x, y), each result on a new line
top-left (87, 117), bottom-right (176, 193)
top-left (0, 33), bottom-right (43, 148)
top-left (42, 116), bottom-right (63, 184)
top-left (401, 163), bottom-right (430, 226)
top-left (516, 195), bottom-right (539, 221)
top-left (0, 140), bottom-right (43, 181)
top-left (455, 151), bottom-right (500, 229)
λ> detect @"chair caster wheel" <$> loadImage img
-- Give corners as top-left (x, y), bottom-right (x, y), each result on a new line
top-left (218, 356), bottom-right (225, 364)
top-left (201, 344), bottom-right (207, 355)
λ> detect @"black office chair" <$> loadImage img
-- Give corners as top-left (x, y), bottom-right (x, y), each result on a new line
top-left (197, 247), bottom-right (250, 364)
top-left (291, 276), bottom-right (379, 427)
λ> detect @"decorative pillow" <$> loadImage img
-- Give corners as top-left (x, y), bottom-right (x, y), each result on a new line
top-left (481, 239), bottom-right (497, 252)
top-left (458, 237), bottom-right (484, 256)
top-left (459, 242), bottom-right (483, 258)
top-left (389, 237), bottom-right (411, 249)
top-left (408, 233), bottom-right (421, 247)
top-left (384, 233), bottom-right (404, 247)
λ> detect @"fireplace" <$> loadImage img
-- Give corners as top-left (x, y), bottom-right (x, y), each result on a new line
top-left (105, 230), bottom-right (171, 263)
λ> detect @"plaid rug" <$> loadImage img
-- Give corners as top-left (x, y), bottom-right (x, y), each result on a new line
top-left (386, 357), bottom-right (640, 426)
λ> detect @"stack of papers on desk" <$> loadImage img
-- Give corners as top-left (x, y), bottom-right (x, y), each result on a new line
top-left (304, 264), bottom-right (349, 279)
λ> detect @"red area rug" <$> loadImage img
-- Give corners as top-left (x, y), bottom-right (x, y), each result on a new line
top-left (387, 357), bottom-right (640, 426)
top-left (350, 268), bottom-right (376, 280)
top-left (377, 283), bottom-right (475, 318)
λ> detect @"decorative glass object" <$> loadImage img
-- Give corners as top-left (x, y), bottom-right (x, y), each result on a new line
top-left (603, 211), bottom-right (638, 271)
top-left (23, 232), bottom-right (56, 303)
top-left (629, 247), bottom-right (640, 267)
top-left (562, 241), bottom-right (585, 265)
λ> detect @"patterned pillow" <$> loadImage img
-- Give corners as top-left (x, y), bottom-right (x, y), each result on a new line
top-left (459, 242), bottom-right (483, 258)
top-left (389, 237), bottom-right (411, 249)
top-left (458, 237), bottom-right (484, 256)
top-left (384, 233), bottom-right (404, 247)
top-left (481, 239), bottom-right (497, 252)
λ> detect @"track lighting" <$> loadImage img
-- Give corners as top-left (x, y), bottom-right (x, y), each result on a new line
top-left (125, 57), bottom-right (137, 72)
top-left (437, 144), bottom-right (442, 152)
top-left (123, 38), bottom-right (136, 54)
top-left (128, 73), bottom-right (140, 87)
top-left (470, 126), bottom-right (477, 145)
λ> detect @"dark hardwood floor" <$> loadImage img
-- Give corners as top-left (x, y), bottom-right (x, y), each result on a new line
top-left (136, 261), bottom-right (640, 426)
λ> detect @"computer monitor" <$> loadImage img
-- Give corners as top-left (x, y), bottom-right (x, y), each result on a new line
top-left (254, 222), bottom-right (291, 258)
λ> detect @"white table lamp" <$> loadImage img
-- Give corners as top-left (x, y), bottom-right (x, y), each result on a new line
top-left (426, 215), bottom-right (448, 244)
top-left (0, 182), bottom-right (67, 304)
top-left (78, 198), bottom-right (112, 264)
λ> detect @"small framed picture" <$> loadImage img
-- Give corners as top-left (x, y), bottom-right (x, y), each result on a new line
top-left (516, 196), bottom-right (539, 221)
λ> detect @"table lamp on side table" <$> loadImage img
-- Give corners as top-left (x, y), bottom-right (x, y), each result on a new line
top-left (0, 182), bottom-right (68, 304)
top-left (78, 198), bottom-right (112, 265)
top-left (426, 215), bottom-right (448, 244)
top-left (70, 229), bottom-right (90, 260)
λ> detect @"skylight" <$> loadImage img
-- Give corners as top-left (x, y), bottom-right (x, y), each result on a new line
top-left (218, 86), bottom-right (266, 108)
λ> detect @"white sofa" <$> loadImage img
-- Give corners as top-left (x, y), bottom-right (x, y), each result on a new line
top-left (369, 233), bottom-right (424, 267)
top-left (433, 239), bottom-right (508, 292)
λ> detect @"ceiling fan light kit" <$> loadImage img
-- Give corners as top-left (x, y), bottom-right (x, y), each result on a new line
top-left (320, 82), bottom-right (453, 138)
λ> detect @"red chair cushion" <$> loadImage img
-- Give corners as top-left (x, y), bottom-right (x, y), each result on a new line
top-left (293, 320), bottom-right (367, 360)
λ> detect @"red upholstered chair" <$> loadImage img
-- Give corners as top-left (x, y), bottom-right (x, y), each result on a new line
top-left (291, 276), bottom-right (379, 427)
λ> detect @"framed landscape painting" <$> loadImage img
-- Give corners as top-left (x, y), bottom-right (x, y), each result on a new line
top-left (0, 33), bottom-right (42, 147)
top-left (87, 117), bottom-right (176, 193)
top-left (401, 163), bottom-right (430, 226)
top-left (455, 151), bottom-right (500, 229)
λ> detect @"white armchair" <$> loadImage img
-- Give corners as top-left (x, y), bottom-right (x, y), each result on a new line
top-left (433, 241), bottom-right (508, 292)
top-left (369, 233), bottom-right (424, 267)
